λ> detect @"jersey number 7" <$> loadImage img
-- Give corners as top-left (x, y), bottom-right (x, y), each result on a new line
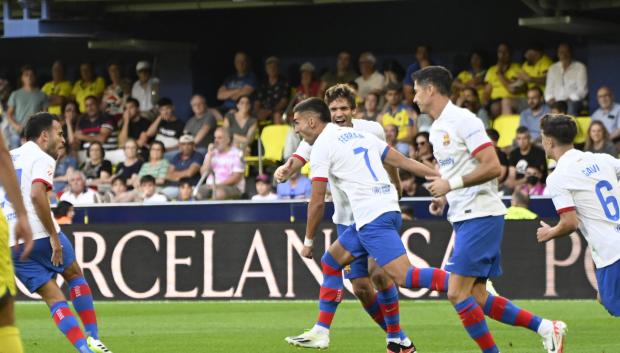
top-left (353, 147), bottom-right (379, 182)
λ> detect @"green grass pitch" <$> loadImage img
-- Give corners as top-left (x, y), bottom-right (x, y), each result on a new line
top-left (15, 300), bottom-right (620, 353)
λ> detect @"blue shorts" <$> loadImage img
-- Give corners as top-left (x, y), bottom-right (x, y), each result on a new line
top-left (596, 258), bottom-right (620, 317)
top-left (357, 211), bottom-right (406, 267)
top-left (337, 224), bottom-right (369, 280)
top-left (447, 215), bottom-right (504, 279)
top-left (11, 232), bottom-right (76, 294)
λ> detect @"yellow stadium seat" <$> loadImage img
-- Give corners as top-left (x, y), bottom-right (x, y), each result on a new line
top-left (492, 115), bottom-right (520, 148)
top-left (245, 125), bottom-right (290, 174)
top-left (573, 116), bottom-right (591, 144)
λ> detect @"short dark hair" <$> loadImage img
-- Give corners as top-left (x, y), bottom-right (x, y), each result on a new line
top-left (540, 114), bottom-right (577, 145)
top-left (157, 97), bottom-right (173, 107)
top-left (111, 176), bottom-right (127, 186)
top-left (126, 97), bottom-right (140, 108)
top-left (486, 128), bottom-right (500, 142)
top-left (140, 174), bottom-right (156, 185)
top-left (385, 82), bottom-right (402, 94)
top-left (179, 177), bottom-right (193, 188)
top-left (151, 140), bottom-right (166, 154)
top-left (293, 97), bottom-right (331, 123)
top-left (21, 64), bottom-right (35, 75)
top-left (24, 113), bottom-right (58, 141)
top-left (411, 66), bottom-right (453, 96)
top-left (85, 95), bottom-right (99, 104)
top-left (516, 126), bottom-right (530, 135)
top-left (463, 87), bottom-right (479, 99)
top-left (527, 86), bottom-right (544, 98)
top-left (550, 100), bottom-right (568, 114)
top-left (53, 201), bottom-right (73, 218)
top-left (62, 100), bottom-right (79, 115)
top-left (324, 84), bottom-right (357, 109)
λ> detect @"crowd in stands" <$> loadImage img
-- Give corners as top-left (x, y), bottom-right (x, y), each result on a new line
top-left (2, 41), bottom-right (620, 218)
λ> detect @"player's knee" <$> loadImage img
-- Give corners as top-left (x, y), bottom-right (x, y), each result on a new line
top-left (369, 269), bottom-right (391, 291)
top-left (351, 280), bottom-right (374, 304)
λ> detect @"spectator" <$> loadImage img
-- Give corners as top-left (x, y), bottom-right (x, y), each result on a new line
top-left (460, 87), bottom-right (490, 128)
top-left (53, 201), bottom-right (75, 225)
top-left (297, 62), bottom-right (320, 101)
top-left (521, 165), bottom-right (546, 195)
top-left (115, 139), bottom-right (143, 187)
top-left (519, 87), bottom-right (550, 142)
top-left (41, 60), bottom-right (72, 116)
top-left (403, 45), bottom-right (434, 105)
top-left (550, 100), bottom-right (568, 114)
top-left (163, 134), bottom-right (204, 199)
top-left (184, 94), bottom-right (218, 154)
top-left (382, 59), bottom-right (405, 88)
top-left (140, 175), bottom-right (168, 204)
top-left (356, 91), bottom-right (380, 121)
top-left (412, 132), bottom-right (436, 189)
top-left (176, 178), bottom-right (196, 202)
top-left (277, 171), bottom-right (311, 199)
top-left (320, 51), bottom-right (358, 96)
top-left (145, 97), bottom-right (184, 158)
top-left (378, 83), bottom-right (414, 155)
top-left (453, 50), bottom-right (487, 102)
top-left (59, 170), bottom-right (101, 205)
top-left (355, 52), bottom-right (384, 100)
top-left (255, 56), bottom-right (290, 125)
top-left (384, 124), bottom-right (400, 152)
top-left (516, 42), bottom-right (553, 92)
top-left (105, 176), bottom-right (138, 203)
top-left (252, 173), bottom-right (278, 201)
top-left (486, 128), bottom-right (510, 186)
top-left (137, 141), bottom-right (169, 187)
top-left (119, 97), bottom-right (151, 154)
top-left (199, 127), bottom-right (245, 200)
top-left (399, 169), bottom-right (429, 197)
top-left (71, 62), bottom-right (105, 113)
top-left (223, 95), bottom-right (258, 154)
top-left (217, 52), bottom-right (257, 112)
top-left (101, 63), bottom-right (130, 119)
top-left (585, 121), bottom-right (617, 157)
top-left (483, 43), bottom-right (522, 117)
top-left (505, 188), bottom-right (538, 220)
top-left (6, 65), bottom-right (47, 148)
top-left (591, 86), bottom-right (620, 142)
top-left (53, 144), bottom-right (78, 194)
top-left (545, 43), bottom-right (588, 115)
top-left (80, 141), bottom-right (113, 186)
top-left (60, 100), bottom-right (78, 149)
top-left (507, 126), bottom-right (547, 189)
top-left (131, 61), bottom-right (159, 117)
top-left (74, 95), bottom-right (117, 151)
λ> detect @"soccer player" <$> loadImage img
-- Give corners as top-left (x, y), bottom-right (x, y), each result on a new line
top-left (283, 85), bottom-right (447, 352)
top-left (1, 113), bottom-right (112, 353)
top-left (537, 114), bottom-right (620, 318)
top-left (415, 66), bottom-right (565, 353)
top-left (0, 127), bottom-right (33, 353)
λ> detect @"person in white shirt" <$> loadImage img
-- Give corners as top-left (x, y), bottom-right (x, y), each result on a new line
top-left (544, 43), bottom-right (587, 116)
top-left (59, 171), bottom-right (101, 205)
top-left (355, 52), bottom-right (384, 100)
top-left (131, 61), bottom-right (159, 117)
top-left (139, 175), bottom-right (168, 204)
top-left (415, 66), bottom-right (564, 353)
top-left (537, 114), bottom-right (620, 317)
top-left (1, 113), bottom-right (111, 353)
top-left (251, 174), bottom-right (277, 201)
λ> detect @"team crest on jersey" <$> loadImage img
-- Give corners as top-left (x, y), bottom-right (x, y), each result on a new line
top-left (442, 133), bottom-right (450, 146)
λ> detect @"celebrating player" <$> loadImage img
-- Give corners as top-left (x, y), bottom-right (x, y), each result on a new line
top-left (0, 127), bottom-right (33, 353)
top-left (415, 66), bottom-right (565, 353)
top-left (1, 113), bottom-right (112, 353)
top-left (537, 114), bottom-right (620, 318)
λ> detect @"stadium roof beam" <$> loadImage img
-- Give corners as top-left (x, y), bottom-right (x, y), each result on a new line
top-left (518, 15), bottom-right (620, 36)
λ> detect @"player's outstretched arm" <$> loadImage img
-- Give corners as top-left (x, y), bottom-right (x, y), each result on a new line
top-left (383, 147), bottom-right (439, 178)
top-left (274, 157), bottom-right (304, 183)
top-left (302, 180), bottom-right (328, 259)
top-left (0, 137), bottom-right (33, 259)
top-left (536, 211), bottom-right (579, 243)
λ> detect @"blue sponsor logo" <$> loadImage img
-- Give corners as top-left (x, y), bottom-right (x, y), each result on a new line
top-left (438, 157), bottom-right (455, 167)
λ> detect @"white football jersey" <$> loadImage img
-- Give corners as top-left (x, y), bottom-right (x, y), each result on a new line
top-left (310, 123), bottom-right (399, 230)
top-left (429, 101), bottom-right (506, 222)
top-left (0, 142), bottom-right (60, 246)
top-left (546, 149), bottom-right (620, 268)
top-left (293, 119), bottom-right (386, 226)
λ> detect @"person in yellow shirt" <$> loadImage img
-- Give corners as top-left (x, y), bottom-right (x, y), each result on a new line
top-left (41, 61), bottom-right (73, 116)
top-left (505, 187), bottom-right (538, 220)
top-left (378, 83), bottom-right (415, 155)
top-left (483, 42), bottom-right (523, 117)
top-left (453, 50), bottom-right (487, 102)
top-left (71, 62), bottom-right (105, 112)
top-left (517, 43), bottom-right (553, 92)
top-left (0, 132), bottom-right (34, 353)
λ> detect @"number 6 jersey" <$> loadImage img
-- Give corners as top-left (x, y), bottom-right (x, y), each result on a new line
top-left (546, 149), bottom-right (620, 268)
top-left (0, 141), bottom-right (60, 246)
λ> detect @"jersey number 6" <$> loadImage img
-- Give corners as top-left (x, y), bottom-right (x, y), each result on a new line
top-left (595, 180), bottom-right (620, 221)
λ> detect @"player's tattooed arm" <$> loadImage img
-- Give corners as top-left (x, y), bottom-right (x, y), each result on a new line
top-left (536, 211), bottom-right (579, 243)
top-left (302, 180), bottom-right (328, 259)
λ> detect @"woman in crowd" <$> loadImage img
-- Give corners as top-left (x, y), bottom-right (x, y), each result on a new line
top-left (101, 63), bottom-right (130, 119)
top-left (223, 95), bottom-right (258, 154)
top-left (296, 62), bottom-right (320, 101)
top-left (585, 121), bottom-right (617, 157)
top-left (521, 166), bottom-right (546, 196)
top-left (409, 132), bottom-right (436, 196)
top-left (60, 100), bottom-right (78, 151)
top-left (115, 138), bottom-right (144, 188)
top-left (137, 141), bottom-right (170, 188)
top-left (356, 91), bottom-right (381, 121)
top-left (453, 50), bottom-right (487, 104)
top-left (80, 141), bottom-right (113, 187)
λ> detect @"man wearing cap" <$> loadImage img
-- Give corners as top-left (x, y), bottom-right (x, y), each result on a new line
top-left (297, 62), bottom-right (320, 101)
top-left (355, 52), bottom-right (384, 100)
top-left (162, 134), bottom-right (204, 199)
top-left (71, 62), bottom-right (105, 113)
top-left (131, 60), bottom-right (159, 117)
top-left (255, 56), bottom-right (290, 125)
top-left (217, 52), bottom-right (257, 113)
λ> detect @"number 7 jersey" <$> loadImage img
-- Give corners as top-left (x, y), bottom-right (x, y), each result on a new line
top-left (546, 149), bottom-right (620, 268)
top-left (0, 141), bottom-right (60, 246)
